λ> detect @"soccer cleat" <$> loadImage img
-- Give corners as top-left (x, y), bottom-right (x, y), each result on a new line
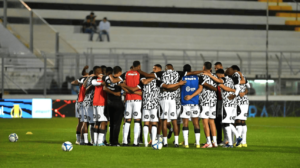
top-left (233, 143), bottom-right (237, 146)
top-left (174, 144), bottom-right (179, 148)
top-left (103, 140), bottom-right (108, 145)
top-left (196, 145), bottom-right (201, 148)
top-left (212, 143), bottom-right (218, 148)
top-left (80, 142), bottom-right (85, 145)
top-left (201, 143), bottom-right (213, 148)
top-left (133, 144), bottom-right (140, 147)
top-left (167, 130), bottom-right (173, 139)
top-left (182, 145), bottom-right (189, 148)
top-left (236, 144), bottom-right (242, 148)
top-left (144, 144), bottom-right (148, 147)
top-left (235, 136), bottom-right (243, 147)
top-left (97, 143), bottom-right (106, 147)
top-left (163, 144), bottom-right (168, 147)
top-left (179, 141), bottom-right (184, 145)
top-left (122, 143), bottom-right (129, 146)
top-left (86, 142), bottom-right (93, 146)
top-left (242, 144), bottom-right (248, 148)
top-left (75, 141), bottom-right (80, 145)
top-left (223, 144), bottom-right (233, 148)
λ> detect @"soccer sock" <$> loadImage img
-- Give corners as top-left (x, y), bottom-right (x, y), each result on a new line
top-left (98, 129), bottom-right (105, 144)
top-left (183, 127), bottom-right (189, 146)
top-left (134, 121), bottom-right (140, 145)
top-left (242, 125), bottom-right (247, 144)
top-left (230, 124), bottom-right (240, 138)
top-left (151, 126), bottom-right (157, 145)
top-left (89, 124), bottom-right (94, 144)
top-left (213, 136), bottom-right (217, 144)
top-left (225, 126), bottom-right (232, 145)
top-left (76, 131), bottom-right (80, 142)
top-left (163, 137), bottom-right (167, 145)
top-left (143, 125), bottom-right (149, 145)
top-left (236, 124), bottom-right (243, 139)
top-left (206, 136), bottom-right (211, 144)
top-left (83, 133), bottom-right (88, 144)
top-left (174, 136), bottom-right (179, 145)
top-left (123, 122), bottom-right (130, 144)
top-left (104, 126), bottom-right (107, 142)
top-left (93, 128), bottom-right (98, 144)
top-left (194, 129), bottom-right (200, 145)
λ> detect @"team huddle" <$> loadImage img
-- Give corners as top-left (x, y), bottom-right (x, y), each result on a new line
top-left (72, 61), bottom-right (249, 148)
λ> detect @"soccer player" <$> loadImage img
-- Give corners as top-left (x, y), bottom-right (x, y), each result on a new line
top-left (231, 65), bottom-right (249, 147)
top-left (71, 65), bottom-right (89, 145)
top-left (179, 64), bottom-right (202, 148)
top-left (198, 62), bottom-right (218, 148)
top-left (110, 61), bottom-right (145, 146)
top-left (103, 66), bottom-right (125, 146)
top-left (137, 64), bottom-right (203, 147)
top-left (81, 69), bottom-right (96, 145)
top-left (204, 68), bottom-right (243, 148)
top-left (91, 67), bottom-right (107, 146)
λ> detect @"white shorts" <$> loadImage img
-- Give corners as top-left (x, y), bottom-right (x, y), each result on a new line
top-left (124, 100), bottom-right (142, 119)
top-left (160, 99), bottom-right (177, 121)
top-left (236, 104), bottom-right (248, 120)
top-left (82, 105), bottom-right (94, 123)
top-left (200, 105), bottom-right (216, 119)
top-left (181, 105), bottom-right (200, 119)
top-left (93, 106), bottom-right (107, 122)
top-left (142, 109), bottom-right (159, 122)
top-left (169, 107), bottom-right (183, 123)
top-left (221, 106), bottom-right (235, 124)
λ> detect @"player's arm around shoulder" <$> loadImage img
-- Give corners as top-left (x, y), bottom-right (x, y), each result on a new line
top-left (184, 85), bottom-right (203, 101)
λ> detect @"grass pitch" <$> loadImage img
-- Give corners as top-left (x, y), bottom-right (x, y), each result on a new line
top-left (0, 117), bottom-right (299, 168)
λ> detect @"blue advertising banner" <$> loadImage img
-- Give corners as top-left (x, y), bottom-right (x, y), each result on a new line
top-left (0, 99), bottom-right (52, 118)
top-left (0, 99), bottom-right (32, 118)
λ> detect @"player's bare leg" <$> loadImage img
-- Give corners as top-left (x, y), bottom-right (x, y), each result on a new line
top-left (209, 119), bottom-right (218, 147)
top-left (162, 119), bottom-right (168, 146)
top-left (81, 122), bottom-right (89, 145)
top-left (97, 121), bottom-right (107, 146)
top-left (202, 119), bottom-right (212, 148)
top-left (148, 122), bottom-right (152, 145)
top-left (76, 118), bottom-right (83, 145)
top-left (192, 118), bottom-right (201, 148)
top-left (182, 118), bottom-right (189, 147)
top-left (167, 122), bottom-right (173, 139)
top-left (157, 119), bottom-right (162, 139)
top-left (171, 119), bottom-right (179, 147)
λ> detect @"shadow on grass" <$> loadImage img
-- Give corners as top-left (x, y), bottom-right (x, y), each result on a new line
top-left (26, 140), bottom-right (65, 144)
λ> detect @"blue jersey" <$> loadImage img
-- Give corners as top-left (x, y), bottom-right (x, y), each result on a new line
top-left (181, 75), bottom-right (199, 105)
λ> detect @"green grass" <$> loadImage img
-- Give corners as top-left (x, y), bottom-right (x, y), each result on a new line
top-left (0, 118), bottom-right (300, 168)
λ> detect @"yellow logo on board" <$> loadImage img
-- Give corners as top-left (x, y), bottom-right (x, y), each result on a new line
top-left (11, 104), bottom-right (22, 118)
